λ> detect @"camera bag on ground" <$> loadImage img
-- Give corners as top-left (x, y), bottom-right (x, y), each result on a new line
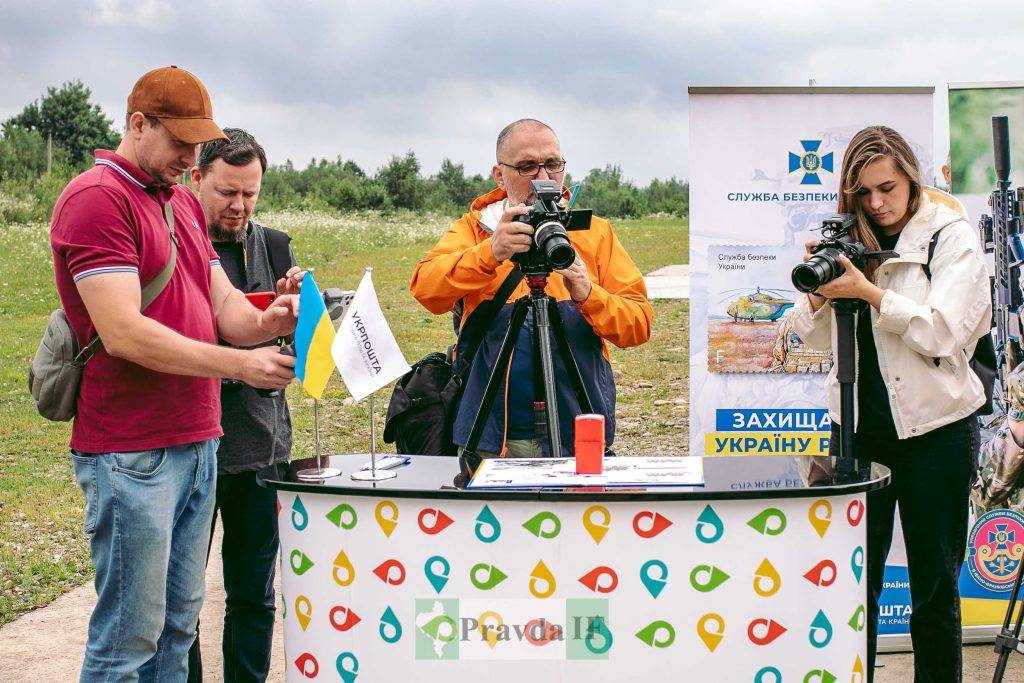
top-left (383, 268), bottom-right (524, 455)
top-left (924, 224), bottom-right (997, 416)
top-left (29, 202), bottom-right (178, 422)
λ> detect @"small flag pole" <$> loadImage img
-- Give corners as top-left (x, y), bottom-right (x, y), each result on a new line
top-left (351, 267), bottom-right (397, 482)
top-left (296, 396), bottom-right (341, 480)
top-left (295, 267), bottom-right (341, 481)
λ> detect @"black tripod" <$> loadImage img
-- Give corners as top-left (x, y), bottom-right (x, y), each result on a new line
top-left (833, 298), bottom-right (861, 480)
top-left (461, 270), bottom-right (594, 474)
top-left (994, 563), bottom-right (1024, 681)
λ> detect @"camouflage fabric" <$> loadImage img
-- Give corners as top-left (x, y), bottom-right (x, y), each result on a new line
top-left (1009, 365), bottom-right (1024, 421)
top-left (971, 366), bottom-right (1024, 514)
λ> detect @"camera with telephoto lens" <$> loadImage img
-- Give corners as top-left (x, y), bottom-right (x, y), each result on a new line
top-left (791, 214), bottom-right (876, 293)
top-left (511, 179), bottom-right (593, 275)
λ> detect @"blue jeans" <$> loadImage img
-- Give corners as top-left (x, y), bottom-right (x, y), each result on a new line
top-left (187, 463), bottom-right (285, 683)
top-left (72, 440), bottom-right (218, 683)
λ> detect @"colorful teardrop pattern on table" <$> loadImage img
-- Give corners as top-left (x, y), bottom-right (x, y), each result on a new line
top-left (418, 507), bottom-right (454, 535)
top-left (329, 605), bottom-right (360, 632)
top-left (523, 511), bottom-right (561, 539)
top-left (375, 500), bottom-right (398, 537)
top-left (636, 620), bottom-right (676, 648)
top-left (633, 510), bottom-right (672, 538)
top-left (294, 652), bottom-right (319, 678)
top-left (756, 666), bottom-right (783, 683)
top-left (747, 618), bottom-right (786, 646)
top-left (277, 493), bottom-right (867, 673)
top-left (292, 496), bottom-right (308, 531)
top-left (690, 564), bottom-right (730, 592)
top-left (290, 550), bottom-right (314, 576)
top-left (528, 560), bottom-right (556, 598)
top-left (336, 652), bottom-right (359, 683)
top-left (583, 505), bottom-right (611, 543)
top-left (807, 610), bottom-right (833, 648)
top-left (332, 549), bottom-right (355, 587)
top-left (379, 606), bottom-right (402, 644)
top-left (641, 560), bottom-right (669, 598)
top-left (804, 559), bottom-right (837, 587)
top-left (424, 556), bottom-right (450, 594)
top-left (326, 503), bottom-right (357, 530)
top-left (579, 566), bottom-right (618, 594)
top-left (748, 507), bottom-right (787, 536)
top-left (850, 546), bottom-right (865, 583)
top-left (294, 595), bottom-right (312, 631)
top-left (807, 499), bottom-right (831, 538)
top-left (372, 559), bottom-right (406, 586)
top-left (696, 504), bottom-right (724, 543)
top-left (475, 505), bottom-right (501, 542)
top-left (470, 563), bottom-right (508, 590)
top-left (697, 613), bottom-right (726, 652)
top-left (847, 499), bottom-right (865, 526)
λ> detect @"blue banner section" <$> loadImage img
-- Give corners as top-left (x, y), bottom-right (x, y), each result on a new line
top-left (877, 565), bottom-right (912, 636)
top-left (714, 408), bottom-right (831, 432)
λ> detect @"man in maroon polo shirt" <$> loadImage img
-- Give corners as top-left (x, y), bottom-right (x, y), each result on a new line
top-left (50, 66), bottom-right (298, 683)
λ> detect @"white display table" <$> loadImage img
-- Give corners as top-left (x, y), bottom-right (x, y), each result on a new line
top-left (265, 454), bottom-right (888, 682)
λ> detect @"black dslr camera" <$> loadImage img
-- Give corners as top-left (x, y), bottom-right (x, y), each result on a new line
top-left (512, 179), bottom-right (592, 275)
top-left (791, 214), bottom-right (895, 293)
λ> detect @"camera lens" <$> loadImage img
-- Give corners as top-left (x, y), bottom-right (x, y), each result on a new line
top-left (791, 249), bottom-right (843, 293)
top-left (534, 220), bottom-right (576, 270)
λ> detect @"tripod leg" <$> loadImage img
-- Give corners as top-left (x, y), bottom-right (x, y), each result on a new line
top-left (531, 308), bottom-right (548, 443)
top-left (992, 556), bottom-right (1024, 682)
top-left (532, 293), bottom-right (563, 457)
top-left (548, 298), bottom-right (595, 414)
top-left (464, 298), bottom-right (529, 457)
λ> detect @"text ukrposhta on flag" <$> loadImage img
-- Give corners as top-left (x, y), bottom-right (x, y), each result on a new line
top-left (293, 271), bottom-right (337, 400)
top-left (331, 270), bottom-right (411, 401)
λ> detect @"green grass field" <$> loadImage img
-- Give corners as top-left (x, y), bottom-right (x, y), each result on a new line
top-left (0, 208), bottom-right (688, 626)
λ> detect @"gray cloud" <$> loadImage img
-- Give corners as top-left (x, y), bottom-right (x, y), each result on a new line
top-left (2, 0), bottom-right (1024, 184)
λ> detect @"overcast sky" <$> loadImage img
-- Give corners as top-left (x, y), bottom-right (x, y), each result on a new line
top-left (2, 0), bottom-right (1024, 185)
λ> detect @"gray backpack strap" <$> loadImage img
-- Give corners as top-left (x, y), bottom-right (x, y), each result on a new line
top-left (75, 201), bottom-right (178, 363)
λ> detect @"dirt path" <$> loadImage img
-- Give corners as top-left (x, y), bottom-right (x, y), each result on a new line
top-left (0, 526), bottom-right (286, 682)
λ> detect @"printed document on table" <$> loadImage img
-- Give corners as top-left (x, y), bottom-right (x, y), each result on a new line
top-left (468, 456), bottom-right (704, 489)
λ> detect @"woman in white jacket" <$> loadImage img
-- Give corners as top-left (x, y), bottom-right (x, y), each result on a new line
top-left (791, 125), bottom-right (991, 682)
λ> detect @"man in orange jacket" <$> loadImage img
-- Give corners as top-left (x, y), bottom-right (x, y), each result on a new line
top-left (410, 119), bottom-right (653, 457)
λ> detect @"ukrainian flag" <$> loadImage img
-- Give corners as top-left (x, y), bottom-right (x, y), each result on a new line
top-left (294, 271), bottom-right (336, 400)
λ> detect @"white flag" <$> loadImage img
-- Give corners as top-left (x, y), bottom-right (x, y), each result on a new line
top-left (331, 270), bottom-right (411, 401)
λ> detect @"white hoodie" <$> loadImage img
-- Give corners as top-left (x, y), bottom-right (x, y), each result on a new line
top-left (791, 188), bottom-right (992, 439)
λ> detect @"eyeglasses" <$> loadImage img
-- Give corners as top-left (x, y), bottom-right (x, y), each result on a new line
top-left (499, 159), bottom-right (566, 177)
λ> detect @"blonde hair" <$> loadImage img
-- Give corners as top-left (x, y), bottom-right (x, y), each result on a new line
top-left (837, 125), bottom-right (923, 281)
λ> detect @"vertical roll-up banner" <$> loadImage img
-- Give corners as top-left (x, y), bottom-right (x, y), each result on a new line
top-left (688, 86), bottom-right (935, 651)
top-left (949, 81), bottom-right (1024, 640)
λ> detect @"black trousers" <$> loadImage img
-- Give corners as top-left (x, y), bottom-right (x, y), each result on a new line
top-left (187, 464), bottom-right (285, 682)
top-left (832, 418), bottom-right (974, 683)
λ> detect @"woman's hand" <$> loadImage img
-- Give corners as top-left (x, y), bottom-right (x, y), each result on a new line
top-left (804, 240), bottom-right (829, 312)
top-left (815, 255), bottom-right (884, 309)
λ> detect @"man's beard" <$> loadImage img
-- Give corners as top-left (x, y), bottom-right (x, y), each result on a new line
top-left (208, 221), bottom-right (246, 243)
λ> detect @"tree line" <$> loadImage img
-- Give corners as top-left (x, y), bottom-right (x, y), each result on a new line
top-left (0, 81), bottom-right (688, 223)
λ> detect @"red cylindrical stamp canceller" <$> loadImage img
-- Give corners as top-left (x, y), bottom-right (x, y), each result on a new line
top-left (575, 414), bottom-right (605, 474)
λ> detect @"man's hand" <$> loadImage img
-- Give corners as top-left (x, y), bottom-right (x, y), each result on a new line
top-left (555, 256), bottom-right (592, 303)
top-left (490, 204), bottom-right (533, 262)
top-left (276, 266), bottom-right (304, 295)
top-left (239, 345), bottom-right (296, 390)
top-left (257, 294), bottom-right (299, 338)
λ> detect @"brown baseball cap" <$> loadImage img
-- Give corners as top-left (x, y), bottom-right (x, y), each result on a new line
top-left (127, 66), bottom-right (227, 144)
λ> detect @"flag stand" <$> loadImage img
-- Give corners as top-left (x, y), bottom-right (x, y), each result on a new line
top-left (296, 398), bottom-right (341, 481)
top-left (351, 391), bottom-right (396, 481)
